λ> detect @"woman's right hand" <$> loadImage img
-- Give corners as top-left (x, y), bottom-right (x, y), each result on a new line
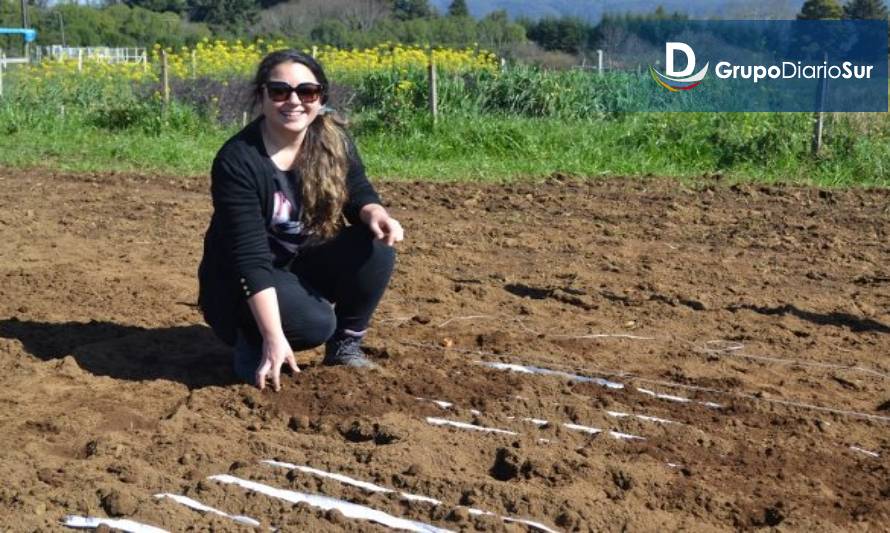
top-left (256, 333), bottom-right (300, 391)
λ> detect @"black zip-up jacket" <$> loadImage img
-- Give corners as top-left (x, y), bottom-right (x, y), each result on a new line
top-left (198, 118), bottom-right (381, 345)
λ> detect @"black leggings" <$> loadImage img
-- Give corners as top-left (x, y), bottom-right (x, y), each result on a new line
top-left (237, 224), bottom-right (395, 349)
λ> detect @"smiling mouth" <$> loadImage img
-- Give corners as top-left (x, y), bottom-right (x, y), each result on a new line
top-left (280, 110), bottom-right (303, 117)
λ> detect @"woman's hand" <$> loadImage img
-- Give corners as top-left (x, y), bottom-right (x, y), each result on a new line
top-left (255, 332), bottom-right (300, 391)
top-left (360, 204), bottom-right (404, 246)
top-left (247, 288), bottom-right (299, 391)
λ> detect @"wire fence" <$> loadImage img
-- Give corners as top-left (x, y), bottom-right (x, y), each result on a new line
top-left (36, 46), bottom-right (147, 66)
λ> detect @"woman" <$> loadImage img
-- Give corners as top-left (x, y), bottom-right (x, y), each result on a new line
top-left (198, 49), bottom-right (403, 391)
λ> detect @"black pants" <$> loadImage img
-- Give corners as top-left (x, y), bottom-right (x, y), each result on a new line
top-left (237, 224), bottom-right (396, 349)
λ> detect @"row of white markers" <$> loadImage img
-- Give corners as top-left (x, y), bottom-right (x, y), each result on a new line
top-left (64, 458), bottom-right (561, 533)
top-left (475, 360), bottom-right (882, 459)
top-left (63, 359), bottom-right (881, 532)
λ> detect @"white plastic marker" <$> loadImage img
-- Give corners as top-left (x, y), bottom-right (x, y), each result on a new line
top-left (431, 414), bottom-right (643, 441)
top-left (850, 446), bottom-right (880, 458)
top-left (416, 397), bottom-right (454, 409)
top-left (563, 423), bottom-right (645, 441)
top-left (154, 493), bottom-right (261, 527)
top-left (209, 475), bottom-right (451, 533)
top-left (606, 411), bottom-right (677, 425)
top-left (263, 461), bottom-right (559, 533)
top-left (478, 361), bottom-right (625, 389)
top-left (426, 417), bottom-right (519, 435)
top-left (62, 516), bottom-right (168, 533)
top-left (466, 508), bottom-right (561, 533)
top-left (261, 461), bottom-right (441, 505)
top-left (636, 387), bottom-right (723, 408)
top-left (505, 416), bottom-right (549, 427)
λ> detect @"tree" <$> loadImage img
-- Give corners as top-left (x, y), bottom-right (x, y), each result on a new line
top-left (341, 0), bottom-right (391, 32)
top-left (189, 0), bottom-right (259, 33)
top-left (797, 0), bottom-right (843, 19)
top-left (447, 0), bottom-right (468, 17)
top-left (254, 0), bottom-right (389, 37)
top-left (310, 19), bottom-right (350, 47)
top-left (842, 0), bottom-right (889, 18)
top-left (477, 9), bottom-right (524, 53)
top-left (526, 16), bottom-right (588, 54)
top-left (124, 0), bottom-right (188, 14)
top-left (392, 0), bottom-right (432, 21)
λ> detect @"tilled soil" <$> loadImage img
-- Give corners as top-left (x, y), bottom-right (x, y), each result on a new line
top-left (0, 167), bottom-right (888, 532)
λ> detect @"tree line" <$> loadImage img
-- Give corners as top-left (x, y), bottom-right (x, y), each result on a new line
top-left (797, 0), bottom-right (888, 19)
top-left (0, 0), bottom-right (887, 63)
top-left (0, 0), bottom-right (518, 51)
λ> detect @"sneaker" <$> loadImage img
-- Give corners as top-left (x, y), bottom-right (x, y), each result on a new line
top-left (323, 330), bottom-right (377, 368)
top-left (233, 330), bottom-right (262, 384)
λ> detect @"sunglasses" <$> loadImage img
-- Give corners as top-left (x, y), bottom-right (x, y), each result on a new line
top-left (264, 81), bottom-right (324, 104)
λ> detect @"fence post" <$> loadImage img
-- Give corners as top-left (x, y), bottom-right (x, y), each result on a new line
top-left (191, 48), bottom-right (196, 79)
top-left (312, 45), bottom-right (318, 57)
top-left (597, 49), bottom-right (604, 76)
top-left (428, 59), bottom-right (438, 124)
top-left (77, 48), bottom-right (83, 72)
top-left (811, 110), bottom-right (824, 156)
top-left (242, 111), bottom-right (247, 127)
top-left (811, 53), bottom-right (828, 156)
top-left (161, 49), bottom-right (170, 105)
top-left (0, 50), bottom-right (5, 98)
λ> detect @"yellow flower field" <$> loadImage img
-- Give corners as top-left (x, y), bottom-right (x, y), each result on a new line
top-left (16, 40), bottom-right (499, 85)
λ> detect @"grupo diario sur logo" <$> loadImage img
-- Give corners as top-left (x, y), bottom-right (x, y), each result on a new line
top-left (651, 40), bottom-right (876, 92)
top-left (623, 20), bottom-right (887, 112)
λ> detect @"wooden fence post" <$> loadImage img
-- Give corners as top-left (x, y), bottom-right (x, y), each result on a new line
top-left (597, 49), bottom-right (604, 76)
top-left (811, 53), bottom-right (828, 156)
top-left (77, 48), bottom-right (83, 72)
top-left (191, 49), bottom-right (196, 79)
top-left (428, 59), bottom-right (438, 124)
top-left (811, 110), bottom-right (824, 156)
top-left (161, 49), bottom-right (170, 104)
top-left (0, 50), bottom-right (5, 98)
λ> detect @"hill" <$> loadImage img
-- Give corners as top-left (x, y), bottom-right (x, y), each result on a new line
top-left (429, 0), bottom-right (807, 21)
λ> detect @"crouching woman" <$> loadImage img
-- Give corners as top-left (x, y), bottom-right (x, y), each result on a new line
top-left (198, 50), bottom-right (403, 391)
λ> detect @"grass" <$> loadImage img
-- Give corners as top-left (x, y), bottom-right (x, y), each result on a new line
top-left (2, 64), bottom-right (889, 187)
top-left (0, 123), bottom-right (228, 176)
top-left (1, 105), bottom-right (889, 187)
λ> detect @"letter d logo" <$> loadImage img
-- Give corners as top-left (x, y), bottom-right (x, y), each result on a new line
top-left (666, 42), bottom-right (696, 77)
top-left (650, 41), bottom-right (709, 92)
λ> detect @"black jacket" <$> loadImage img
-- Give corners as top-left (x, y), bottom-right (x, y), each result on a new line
top-left (198, 118), bottom-right (381, 345)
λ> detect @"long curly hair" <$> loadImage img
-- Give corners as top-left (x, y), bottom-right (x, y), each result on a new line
top-left (252, 49), bottom-right (349, 240)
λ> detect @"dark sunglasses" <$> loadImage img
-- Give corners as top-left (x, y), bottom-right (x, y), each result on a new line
top-left (264, 81), bottom-right (324, 103)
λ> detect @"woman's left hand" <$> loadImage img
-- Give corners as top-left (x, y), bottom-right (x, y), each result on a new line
top-left (361, 204), bottom-right (404, 246)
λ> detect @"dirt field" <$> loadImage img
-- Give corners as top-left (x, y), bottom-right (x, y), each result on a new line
top-left (0, 167), bottom-right (888, 532)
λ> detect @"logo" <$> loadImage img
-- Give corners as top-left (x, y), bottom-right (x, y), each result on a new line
top-left (650, 42), bottom-right (709, 92)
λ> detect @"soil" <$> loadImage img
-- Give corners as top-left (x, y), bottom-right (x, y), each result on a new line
top-left (0, 167), bottom-right (888, 532)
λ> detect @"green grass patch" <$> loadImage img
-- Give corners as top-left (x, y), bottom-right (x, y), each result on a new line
top-left (2, 66), bottom-right (889, 187)
top-left (1, 101), bottom-right (888, 187)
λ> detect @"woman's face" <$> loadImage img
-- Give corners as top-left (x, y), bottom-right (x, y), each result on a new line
top-left (261, 61), bottom-right (323, 137)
